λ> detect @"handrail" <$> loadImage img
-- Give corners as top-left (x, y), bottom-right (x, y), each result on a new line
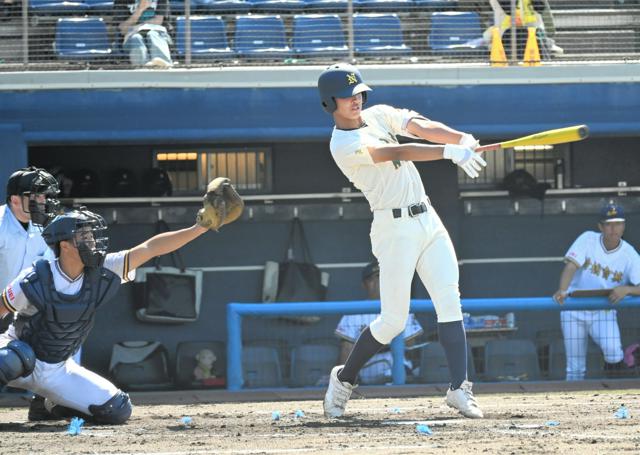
top-left (226, 296), bottom-right (640, 390)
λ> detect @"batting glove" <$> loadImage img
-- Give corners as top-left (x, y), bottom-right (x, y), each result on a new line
top-left (459, 133), bottom-right (479, 150)
top-left (443, 144), bottom-right (487, 179)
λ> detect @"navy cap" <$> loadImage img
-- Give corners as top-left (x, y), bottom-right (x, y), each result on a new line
top-left (600, 202), bottom-right (625, 223)
top-left (362, 260), bottom-right (380, 281)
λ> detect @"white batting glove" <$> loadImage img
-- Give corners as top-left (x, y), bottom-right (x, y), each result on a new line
top-left (459, 133), bottom-right (479, 150)
top-left (443, 144), bottom-right (487, 179)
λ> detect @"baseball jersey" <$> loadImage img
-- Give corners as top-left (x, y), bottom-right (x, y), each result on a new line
top-left (0, 204), bottom-right (54, 290)
top-left (565, 231), bottom-right (640, 292)
top-left (1, 251), bottom-right (135, 317)
top-left (330, 104), bottom-right (428, 210)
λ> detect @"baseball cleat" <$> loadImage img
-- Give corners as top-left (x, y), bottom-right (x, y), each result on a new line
top-left (445, 380), bottom-right (484, 419)
top-left (27, 395), bottom-right (59, 421)
top-left (323, 365), bottom-right (355, 418)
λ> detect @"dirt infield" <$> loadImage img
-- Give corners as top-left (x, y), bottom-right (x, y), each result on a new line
top-left (0, 388), bottom-right (638, 455)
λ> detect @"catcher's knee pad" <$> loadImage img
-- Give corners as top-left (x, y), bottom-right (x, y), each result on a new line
top-left (431, 285), bottom-right (463, 323)
top-left (0, 340), bottom-right (36, 384)
top-left (370, 313), bottom-right (407, 345)
top-left (88, 391), bottom-right (132, 425)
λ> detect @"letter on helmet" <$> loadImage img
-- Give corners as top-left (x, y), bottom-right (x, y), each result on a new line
top-left (317, 63), bottom-right (372, 114)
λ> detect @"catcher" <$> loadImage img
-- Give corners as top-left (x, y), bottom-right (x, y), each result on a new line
top-left (0, 178), bottom-right (242, 424)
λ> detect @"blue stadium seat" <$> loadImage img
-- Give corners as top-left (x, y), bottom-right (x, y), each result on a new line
top-left (176, 16), bottom-right (235, 59)
top-left (302, 0), bottom-right (347, 12)
top-left (29, 0), bottom-right (89, 14)
top-left (353, 13), bottom-right (411, 57)
top-left (83, 0), bottom-right (114, 11)
top-left (413, 0), bottom-right (457, 9)
top-left (234, 15), bottom-right (291, 59)
top-left (292, 14), bottom-right (348, 58)
top-left (354, 0), bottom-right (414, 12)
top-left (428, 11), bottom-right (485, 54)
top-left (54, 17), bottom-right (112, 59)
top-left (484, 339), bottom-right (541, 381)
top-left (246, 0), bottom-right (304, 12)
top-left (196, 0), bottom-right (251, 13)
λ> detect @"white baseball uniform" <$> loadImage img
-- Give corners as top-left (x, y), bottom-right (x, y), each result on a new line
top-left (0, 252), bottom-right (135, 414)
top-left (0, 204), bottom-right (54, 290)
top-left (561, 231), bottom-right (640, 380)
top-left (335, 313), bottom-right (423, 383)
top-left (331, 104), bottom-right (463, 345)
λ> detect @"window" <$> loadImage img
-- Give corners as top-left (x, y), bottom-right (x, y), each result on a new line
top-left (458, 144), bottom-right (569, 189)
top-left (155, 148), bottom-right (271, 195)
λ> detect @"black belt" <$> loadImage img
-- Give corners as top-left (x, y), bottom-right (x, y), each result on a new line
top-left (392, 201), bottom-right (428, 219)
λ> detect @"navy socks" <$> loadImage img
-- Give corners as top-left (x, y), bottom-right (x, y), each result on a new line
top-left (337, 327), bottom-right (384, 385)
top-left (438, 320), bottom-right (468, 390)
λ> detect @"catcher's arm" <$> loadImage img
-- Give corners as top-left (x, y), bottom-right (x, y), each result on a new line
top-left (128, 225), bottom-right (207, 270)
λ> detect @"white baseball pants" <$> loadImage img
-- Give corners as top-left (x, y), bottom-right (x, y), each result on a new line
top-left (369, 204), bottom-right (462, 345)
top-left (560, 309), bottom-right (624, 381)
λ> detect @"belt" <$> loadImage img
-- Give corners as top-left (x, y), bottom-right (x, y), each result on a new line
top-left (392, 201), bottom-right (428, 219)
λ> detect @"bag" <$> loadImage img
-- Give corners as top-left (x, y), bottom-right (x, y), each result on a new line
top-left (262, 218), bottom-right (329, 324)
top-left (134, 220), bottom-right (203, 324)
top-left (109, 341), bottom-right (173, 391)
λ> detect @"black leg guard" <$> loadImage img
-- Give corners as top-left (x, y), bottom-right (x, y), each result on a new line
top-left (0, 340), bottom-right (36, 385)
top-left (88, 391), bottom-right (132, 425)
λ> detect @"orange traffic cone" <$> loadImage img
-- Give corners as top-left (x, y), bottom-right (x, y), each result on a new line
top-left (523, 27), bottom-right (541, 66)
top-left (490, 26), bottom-right (507, 67)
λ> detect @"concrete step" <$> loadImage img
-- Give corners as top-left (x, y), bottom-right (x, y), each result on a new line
top-left (555, 29), bottom-right (638, 54)
top-left (553, 8), bottom-right (640, 29)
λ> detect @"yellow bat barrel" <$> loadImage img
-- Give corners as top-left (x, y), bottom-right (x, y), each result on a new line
top-left (500, 125), bottom-right (589, 148)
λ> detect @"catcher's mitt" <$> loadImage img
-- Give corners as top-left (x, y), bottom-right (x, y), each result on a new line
top-left (196, 177), bottom-right (244, 231)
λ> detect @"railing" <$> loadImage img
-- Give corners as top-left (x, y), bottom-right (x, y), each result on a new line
top-left (226, 296), bottom-right (640, 390)
top-left (0, 0), bottom-right (639, 71)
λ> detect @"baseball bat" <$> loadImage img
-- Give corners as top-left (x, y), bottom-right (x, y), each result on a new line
top-left (476, 125), bottom-right (589, 152)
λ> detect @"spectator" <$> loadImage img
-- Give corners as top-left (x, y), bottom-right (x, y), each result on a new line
top-left (113, 0), bottom-right (173, 68)
top-left (553, 202), bottom-right (640, 381)
top-left (334, 261), bottom-right (423, 385)
top-left (485, 0), bottom-right (563, 59)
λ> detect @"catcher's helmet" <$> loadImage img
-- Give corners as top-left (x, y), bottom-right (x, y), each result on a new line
top-left (6, 167), bottom-right (61, 226)
top-left (42, 208), bottom-right (109, 268)
top-left (317, 63), bottom-right (372, 114)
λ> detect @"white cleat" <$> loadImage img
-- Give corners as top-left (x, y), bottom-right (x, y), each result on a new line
top-left (323, 365), bottom-right (355, 418)
top-left (445, 380), bottom-right (484, 419)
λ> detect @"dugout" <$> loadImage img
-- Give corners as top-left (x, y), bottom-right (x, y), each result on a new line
top-left (0, 64), bottom-right (639, 386)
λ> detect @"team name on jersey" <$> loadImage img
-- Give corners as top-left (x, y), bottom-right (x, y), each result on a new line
top-left (583, 257), bottom-right (623, 283)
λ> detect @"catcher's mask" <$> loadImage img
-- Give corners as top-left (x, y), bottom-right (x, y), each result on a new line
top-left (6, 167), bottom-right (61, 226)
top-left (42, 208), bottom-right (109, 268)
top-left (317, 63), bottom-right (371, 114)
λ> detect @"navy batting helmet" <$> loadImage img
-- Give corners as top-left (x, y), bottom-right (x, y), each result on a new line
top-left (317, 63), bottom-right (372, 114)
top-left (42, 208), bottom-right (109, 268)
top-left (6, 167), bottom-right (61, 226)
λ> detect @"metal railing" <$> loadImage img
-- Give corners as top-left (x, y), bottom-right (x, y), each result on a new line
top-left (0, 0), bottom-right (638, 70)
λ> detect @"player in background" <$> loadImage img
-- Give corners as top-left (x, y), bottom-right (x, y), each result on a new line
top-left (318, 63), bottom-right (486, 419)
top-left (0, 166), bottom-right (62, 420)
top-left (553, 202), bottom-right (640, 381)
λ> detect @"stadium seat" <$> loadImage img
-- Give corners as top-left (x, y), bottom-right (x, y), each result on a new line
top-left (484, 339), bottom-right (541, 381)
top-left (169, 0), bottom-right (196, 14)
top-left (428, 11), bottom-right (485, 54)
top-left (29, 0), bottom-right (89, 14)
top-left (83, 0), bottom-right (114, 11)
top-left (418, 341), bottom-right (475, 383)
top-left (548, 338), bottom-right (605, 380)
top-left (234, 15), bottom-right (291, 59)
top-left (301, 0), bottom-right (347, 12)
top-left (55, 17), bottom-right (112, 59)
top-left (290, 343), bottom-right (339, 387)
top-left (175, 341), bottom-right (226, 388)
top-left (292, 14), bottom-right (348, 58)
top-left (353, 13), bottom-right (412, 57)
top-left (246, 0), bottom-right (304, 13)
top-left (413, 0), bottom-right (457, 9)
top-left (196, 0), bottom-right (251, 14)
top-left (176, 16), bottom-right (235, 59)
top-left (354, 0), bottom-right (414, 13)
top-left (242, 346), bottom-right (283, 388)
